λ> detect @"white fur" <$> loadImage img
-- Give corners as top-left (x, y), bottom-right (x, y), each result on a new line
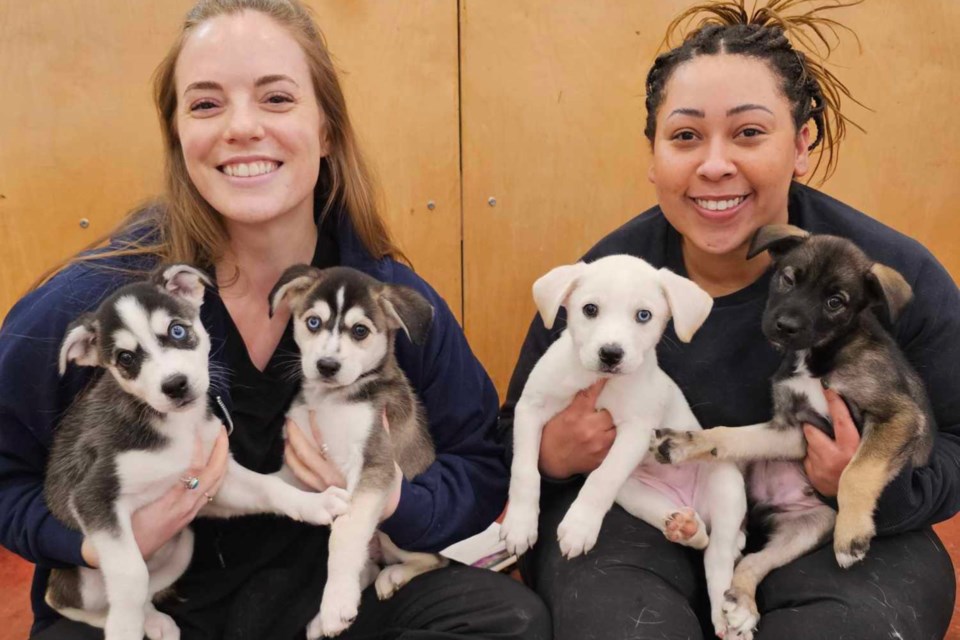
top-left (287, 390), bottom-right (374, 494)
top-left (781, 350), bottom-right (829, 417)
top-left (501, 255), bottom-right (747, 637)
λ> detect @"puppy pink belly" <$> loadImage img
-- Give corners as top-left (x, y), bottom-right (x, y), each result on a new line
top-left (748, 461), bottom-right (822, 511)
top-left (630, 463), bottom-right (700, 509)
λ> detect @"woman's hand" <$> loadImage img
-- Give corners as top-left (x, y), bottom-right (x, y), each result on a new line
top-left (81, 426), bottom-right (231, 568)
top-left (537, 380), bottom-right (616, 480)
top-left (284, 410), bottom-right (347, 492)
top-left (803, 388), bottom-right (860, 497)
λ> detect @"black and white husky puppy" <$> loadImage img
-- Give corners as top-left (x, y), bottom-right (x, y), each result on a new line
top-left (269, 265), bottom-right (448, 639)
top-left (45, 265), bottom-right (350, 640)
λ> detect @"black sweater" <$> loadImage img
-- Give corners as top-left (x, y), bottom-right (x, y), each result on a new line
top-left (499, 182), bottom-right (960, 534)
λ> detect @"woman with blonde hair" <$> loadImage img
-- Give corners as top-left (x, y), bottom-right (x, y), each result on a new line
top-left (501, 1), bottom-right (958, 638)
top-left (0, 1), bottom-right (549, 638)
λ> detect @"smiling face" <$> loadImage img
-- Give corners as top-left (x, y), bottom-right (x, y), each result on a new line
top-left (174, 10), bottom-right (327, 230)
top-left (648, 54), bottom-right (810, 259)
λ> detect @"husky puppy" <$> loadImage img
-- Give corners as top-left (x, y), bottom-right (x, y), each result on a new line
top-left (45, 265), bottom-right (350, 640)
top-left (651, 225), bottom-right (935, 638)
top-left (500, 255), bottom-right (747, 637)
top-left (269, 265), bottom-right (448, 639)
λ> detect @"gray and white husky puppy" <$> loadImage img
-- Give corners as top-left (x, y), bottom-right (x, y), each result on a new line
top-left (269, 265), bottom-right (448, 639)
top-left (45, 265), bottom-right (350, 640)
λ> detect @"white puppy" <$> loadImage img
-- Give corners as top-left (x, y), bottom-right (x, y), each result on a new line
top-left (501, 255), bottom-right (747, 636)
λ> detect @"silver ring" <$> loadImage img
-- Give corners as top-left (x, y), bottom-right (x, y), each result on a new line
top-left (319, 443), bottom-right (330, 460)
top-left (181, 475), bottom-right (200, 491)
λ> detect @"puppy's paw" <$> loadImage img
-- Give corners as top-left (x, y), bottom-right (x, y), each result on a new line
top-left (310, 585), bottom-right (361, 638)
top-left (302, 487), bottom-right (351, 525)
top-left (557, 504), bottom-right (604, 559)
top-left (664, 508), bottom-right (709, 550)
top-left (721, 587), bottom-right (759, 640)
top-left (649, 429), bottom-right (716, 464)
top-left (500, 505), bottom-right (539, 556)
top-left (834, 513), bottom-right (874, 568)
top-left (144, 609), bottom-right (180, 640)
top-left (375, 564), bottom-right (415, 600)
top-left (834, 534), bottom-right (871, 569)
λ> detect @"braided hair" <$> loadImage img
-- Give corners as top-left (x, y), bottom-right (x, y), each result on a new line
top-left (644, 0), bottom-right (864, 181)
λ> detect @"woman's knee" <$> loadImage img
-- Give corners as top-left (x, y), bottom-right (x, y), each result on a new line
top-left (755, 528), bottom-right (955, 639)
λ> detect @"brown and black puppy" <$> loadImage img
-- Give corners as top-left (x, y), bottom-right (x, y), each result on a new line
top-left (650, 225), bottom-right (935, 636)
top-left (269, 265), bottom-right (446, 639)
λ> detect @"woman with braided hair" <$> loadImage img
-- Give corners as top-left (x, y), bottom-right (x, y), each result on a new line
top-left (500, 1), bottom-right (958, 638)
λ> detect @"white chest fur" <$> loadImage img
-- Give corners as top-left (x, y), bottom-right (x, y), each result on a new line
top-left (113, 408), bottom-right (221, 511)
top-left (781, 351), bottom-right (829, 419)
top-left (289, 389), bottom-right (375, 494)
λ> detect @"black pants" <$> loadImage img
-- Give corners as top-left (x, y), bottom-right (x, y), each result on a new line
top-left (522, 479), bottom-right (955, 640)
top-left (33, 563), bottom-right (550, 640)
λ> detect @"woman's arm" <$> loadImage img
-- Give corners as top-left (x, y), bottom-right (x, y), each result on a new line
top-left (873, 254), bottom-right (960, 533)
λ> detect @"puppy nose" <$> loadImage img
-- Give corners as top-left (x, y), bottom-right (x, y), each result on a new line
top-left (775, 316), bottom-right (802, 336)
top-left (598, 345), bottom-right (624, 367)
top-left (161, 374), bottom-right (189, 399)
top-left (316, 358), bottom-right (341, 378)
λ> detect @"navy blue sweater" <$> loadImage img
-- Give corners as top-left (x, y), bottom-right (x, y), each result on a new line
top-left (0, 209), bottom-right (506, 633)
top-left (501, 183), bottom-right (960, 533)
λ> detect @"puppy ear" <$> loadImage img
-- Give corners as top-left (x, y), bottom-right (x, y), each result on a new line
top-left (59, 314), bottom-right (99, 375)
top-left (379, 285), bottom-right (434, 345)
top-left (268, 265), bottom-right (320, 318)
top-left (747, 224), bottom-right (810, 261)
top-left (153, 264), bottom-right (212, 308)
top-left (532, 263), bottom-right (586, 329)
top-left (658, 268), bottom-right (713, 343)
top-left (866, 263), bottom-right (913, 324)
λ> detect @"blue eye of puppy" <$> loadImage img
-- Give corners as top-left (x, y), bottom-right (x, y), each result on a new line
top-left (305, 316), bottom-right (321, 332)
top-left (169, 323), bottom-right (187, 340)
top-left (582, 303), bottom-right (598, 318)
top-left (351, 324), bottom-right (370, 340)
top-left (116, 351), bottom-right (135, 367)
top-left (636, 309), bottom-right (652, 323)
top-left (826, 295), bottom-right (846, 310)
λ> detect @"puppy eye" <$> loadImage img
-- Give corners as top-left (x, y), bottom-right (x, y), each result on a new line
top-left (305, 316), bottom-right (322, 332)
top-left (116, 351), bottom-right (136, 368)
top-left (826, 295), bottom-right (846, 311)
top-left (780, 271), bottom-right (795, 288)
top-left (351, 324), bottom-right (370, 340)
top-left (636, 309), bottom-right (652, 323)
top-left (169, 323), bottom-right (188, 340)
top-left (582, 304), bottom-right (599, 318)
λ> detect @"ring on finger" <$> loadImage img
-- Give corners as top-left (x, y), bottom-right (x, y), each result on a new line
top-left (180, 475), bottom-right (200, 491)
top-left (319, 443), bottom-right (330, 460)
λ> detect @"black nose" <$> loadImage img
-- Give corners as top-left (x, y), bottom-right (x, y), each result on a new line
top-left (775, 315), bottom-right (802, 336)
top-left (316, 358), bottom-right (341, 378)
top-left (161, 374), bottom-right (190, 399)
top-left (598, 345), bottom-right (624, 367)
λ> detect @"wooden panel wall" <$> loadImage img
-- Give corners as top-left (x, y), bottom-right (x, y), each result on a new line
top-left (460, 0), bottom-right (960, 396)
top-left (0, 1), bottom-right (461, 320)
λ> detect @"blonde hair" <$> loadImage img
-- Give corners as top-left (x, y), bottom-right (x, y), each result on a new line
top-left (35, 0), bottom-right (402, 287)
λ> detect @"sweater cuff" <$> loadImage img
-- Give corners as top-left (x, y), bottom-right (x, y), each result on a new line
top-left (37, 513), bottom-right (87, 568)
top-left (874, 465), bottom-right (916, 532)
top-left (379, 477), bottom-right (431, 550)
